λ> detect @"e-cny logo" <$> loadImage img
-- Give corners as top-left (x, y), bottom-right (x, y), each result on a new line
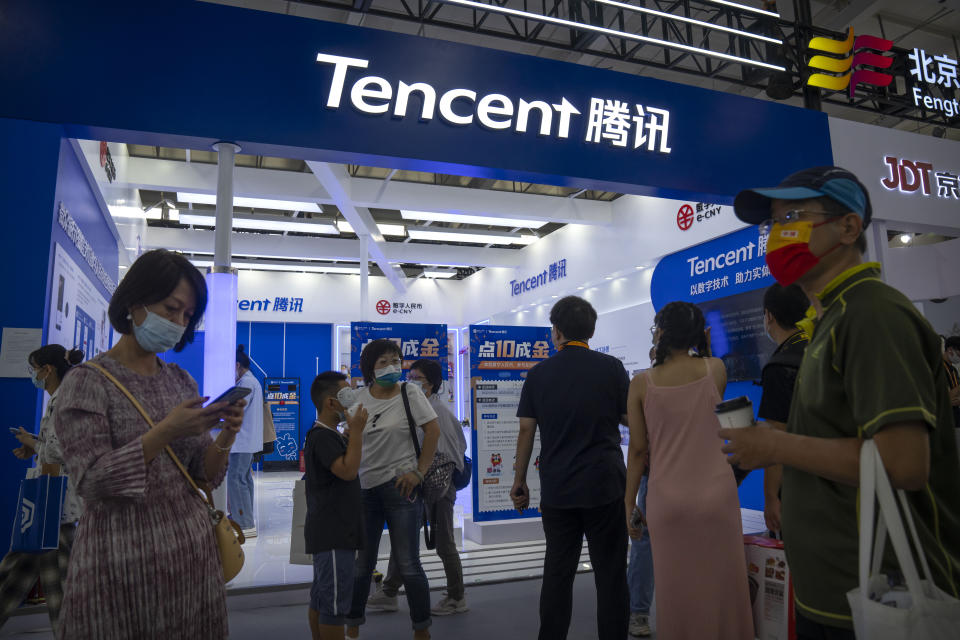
top-left (807, 28), bottom-right (894, 98)
top-left (677, 202), bottom-right (722, 231)
top-left (375, 300), bottom-right (391, 315)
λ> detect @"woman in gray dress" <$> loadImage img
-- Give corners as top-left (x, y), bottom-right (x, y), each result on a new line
top-left (54, 249), bottom-right (245, 640)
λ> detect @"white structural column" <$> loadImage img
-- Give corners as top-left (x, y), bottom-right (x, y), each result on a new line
top-left (360, 236), bottom-right (370, 321)
top-left (206, 142), bottom-right (241, 512)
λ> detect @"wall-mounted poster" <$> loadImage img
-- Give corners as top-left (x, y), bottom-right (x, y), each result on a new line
top-left (47, 243), bottom-right (110, 361)
top-left (264, 377), bottom-right (300, 462)
top-left (469, 325), bottom-right (554, 522)
top-left (349, 322), bottom-right (448, 386)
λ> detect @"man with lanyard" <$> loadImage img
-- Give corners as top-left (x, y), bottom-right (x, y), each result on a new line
top-left (511, 295), bottom-right (630, 640)
top-left (757, 283), bottom-right (811, 536)
top-left (719, 166), bottom-right (960, 640)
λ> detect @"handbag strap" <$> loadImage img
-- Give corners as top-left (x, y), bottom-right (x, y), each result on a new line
top-left (84, 362), bottom-right (212, 508)
top-left (860, 440), bottom-right (932, 602)
top-left (399, 383), bottom-right (423, 459)
top-left (398, 384), bottom-right (436, 548)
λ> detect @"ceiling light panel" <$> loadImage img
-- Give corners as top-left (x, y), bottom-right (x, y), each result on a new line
top-left (179, 212), bottom-right (338, 235)
top-left (406, 226), bottom-right (537, 245)
top-left (176, 192), bottom-right (323, 213)
top-left (422, 269), bottom-right (458, 278)
top-left (336, 221), bottom-right (407, 237)
top-left (400, 209), bottom-right (548, 229)
top-left (594, 0), bottom-right (781, 44)
top-left (440, 0), bottom-right (785, 71)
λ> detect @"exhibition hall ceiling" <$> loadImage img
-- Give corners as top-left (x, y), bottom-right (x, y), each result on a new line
top-left (93, 141), bottom-right (621, 282)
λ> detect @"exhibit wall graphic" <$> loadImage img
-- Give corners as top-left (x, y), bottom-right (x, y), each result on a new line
top-left (470, 325), bottom-right (554, 522)
top-left (349, 322), bottom-right (448, 384)
top-left (46, 243), bottom-right (111, 362)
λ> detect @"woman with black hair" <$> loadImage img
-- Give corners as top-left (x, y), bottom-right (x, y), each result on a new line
top-left (624, 301), bottom-right (753, 639)
top-left (0, 345), bottom-right (83, 633)
top-left (343, 339), bottom-right (441, 640)
top-left (369, 358), bottom-right (469, 617)
top-left (52, 249), bottom-right (245, 640)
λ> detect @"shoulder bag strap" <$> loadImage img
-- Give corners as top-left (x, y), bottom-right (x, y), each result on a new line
top-left (399, 383), bottom-right (423, 459)
top-left (84, 362), bottom-right (210, 505)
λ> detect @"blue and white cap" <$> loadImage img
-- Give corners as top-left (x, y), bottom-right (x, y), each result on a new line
top-left (734, 166), bottom-right (872, 227)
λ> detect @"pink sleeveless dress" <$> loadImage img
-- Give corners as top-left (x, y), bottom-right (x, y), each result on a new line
top-left (643, 360), bottom-right (754, 639)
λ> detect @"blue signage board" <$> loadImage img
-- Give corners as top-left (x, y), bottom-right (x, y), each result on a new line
top-left (469, 325), bottom-right (554, 522)
top-left (264, 377), bottom-right (300, 462)
top-left (0, 0), bottom-right (832, 202)
top-left (650, 225), bottom-right (775, 310)
top-left (350, 322), bottom-right (448, 382)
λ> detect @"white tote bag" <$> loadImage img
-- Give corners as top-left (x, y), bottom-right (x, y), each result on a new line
top-left (288, 479), bottom-right (312, 565)
top-left (847, 440), bottom-right (960, 639)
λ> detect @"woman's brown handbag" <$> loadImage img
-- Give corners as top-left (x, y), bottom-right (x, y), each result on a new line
top-left (85, 363), bottom-right (245, 582)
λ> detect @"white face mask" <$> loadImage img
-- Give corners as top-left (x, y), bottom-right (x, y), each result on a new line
top-left (131, 307), bottom-right (186, 353)
top-left (336, 386), bottom-right (359, 408)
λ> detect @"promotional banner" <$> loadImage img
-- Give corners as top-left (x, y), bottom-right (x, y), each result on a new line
top-left (651, 225), bottom-right (774, 310)
top-left (349, 322), bottom-right (448, 384)
top-left (264, 377), bottom-right (300, 462)
top-left (651, 225), bottom-right (777, 382)
top-left (46, 243), bottom-right (111, 362)
top-left (469, 325), bottom-right (554, 522)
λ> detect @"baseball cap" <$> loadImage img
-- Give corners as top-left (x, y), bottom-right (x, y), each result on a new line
top-left (734, 166), bottom-right (872, 227)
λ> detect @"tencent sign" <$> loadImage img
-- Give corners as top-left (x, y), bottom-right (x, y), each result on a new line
top-left (316, 53), bottom-right (672, 154)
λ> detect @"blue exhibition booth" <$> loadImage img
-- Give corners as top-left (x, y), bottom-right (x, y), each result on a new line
top-left (0, 0), bottom-right (834, 537)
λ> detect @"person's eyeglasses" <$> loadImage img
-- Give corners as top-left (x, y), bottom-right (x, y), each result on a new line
top-left (649, 325), bottom-right (657, 336)
top-left (759, 209), bottom-right (836, 235)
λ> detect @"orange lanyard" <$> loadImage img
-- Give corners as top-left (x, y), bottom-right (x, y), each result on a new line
top-left (559, 340), bottom-right (589, 350)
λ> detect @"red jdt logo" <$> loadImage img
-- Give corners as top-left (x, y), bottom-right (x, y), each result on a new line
top-left (677, 204), bottom-right (695, 231)
top-left (376, 300), bottom-right (391, 315)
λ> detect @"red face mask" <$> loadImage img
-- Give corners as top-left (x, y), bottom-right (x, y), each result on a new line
top-left (764, 220), bottom-right (839, 286)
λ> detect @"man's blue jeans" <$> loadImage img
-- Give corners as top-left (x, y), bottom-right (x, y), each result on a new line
top-left (346, 481), bottom-right (432, 631)
top-left (627, 475), bottom-right (654, 614)
top-left (227, 452), bottom-right (255, 529)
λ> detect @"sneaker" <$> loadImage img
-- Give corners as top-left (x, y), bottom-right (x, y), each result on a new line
top-left (430, 596), bottom-right (468, 616)
top-left (629, 612), bottom-right (651, 637)
top-left (241, 528), bottom-right (257, 540)
top-left (366, 587), bottom-right (399, 612)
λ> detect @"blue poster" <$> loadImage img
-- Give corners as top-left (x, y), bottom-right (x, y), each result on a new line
top-left (349, 322), bottom-right (447, 383)
top-left (264, 377), bottom-right (300, 461)
top-left (469, 325), bottom-right (554, 522)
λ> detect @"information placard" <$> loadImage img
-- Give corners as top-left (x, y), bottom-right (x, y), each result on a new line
top-left (469, 325), bottom-right (554, 522)
top-left (264, 377), bottom-right (300, 462)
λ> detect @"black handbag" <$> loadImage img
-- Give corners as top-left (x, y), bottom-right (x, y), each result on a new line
top-left (452, 456), bottom-right (472, 491)
top-left (399, 383), bottom-right (455, 550)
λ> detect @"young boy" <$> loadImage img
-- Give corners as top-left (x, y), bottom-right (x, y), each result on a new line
top-left (305, 372), bottom-right (368, 640)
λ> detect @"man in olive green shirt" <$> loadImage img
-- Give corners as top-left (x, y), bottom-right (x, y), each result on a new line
top-left (721, 166), bottom-right (960, 639)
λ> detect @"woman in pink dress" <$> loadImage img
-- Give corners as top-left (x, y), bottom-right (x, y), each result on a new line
top-left (53, 249), bottom-right (245, 639)
top-left (624, 301), bottom-right (753, 639)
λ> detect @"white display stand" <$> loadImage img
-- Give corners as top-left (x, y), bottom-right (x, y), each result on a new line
top-left (462, 515), bottom-right (545, 545)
